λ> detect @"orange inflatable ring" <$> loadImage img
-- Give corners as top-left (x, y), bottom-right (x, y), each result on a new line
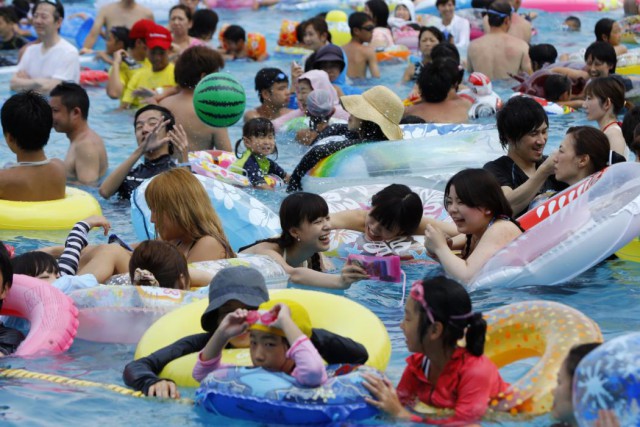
top-left (376, 47), bottom-right (410, 62)
top-left (80, 68), bottom-right (109, 86)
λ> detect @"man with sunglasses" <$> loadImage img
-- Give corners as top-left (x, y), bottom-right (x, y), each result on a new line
top-left (467, 0), bottom-right (531, 80)
top-left (10, 0), bottom-right (79, 93)
top-left (342, 12), bottom-right (380, 79)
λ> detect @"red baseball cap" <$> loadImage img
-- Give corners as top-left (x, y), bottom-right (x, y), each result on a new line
top-left (145, 24), bottom-right (172, 50)
top-left (129, 19), bottom-right (155, 40)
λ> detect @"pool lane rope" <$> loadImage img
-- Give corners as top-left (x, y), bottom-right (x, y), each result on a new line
top-left (0, 368), bottom-right (194, 405)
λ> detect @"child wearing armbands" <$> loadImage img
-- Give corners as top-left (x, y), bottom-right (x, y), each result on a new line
top-left (233, 118), bottom-right (290, 190)
top-left (193, 299), bottom-right (328, 387)
top-left (363, 276), bottom-right (509, 425)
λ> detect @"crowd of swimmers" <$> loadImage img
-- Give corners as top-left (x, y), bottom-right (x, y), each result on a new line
top-left (0, 0), bottom-right (638, 425)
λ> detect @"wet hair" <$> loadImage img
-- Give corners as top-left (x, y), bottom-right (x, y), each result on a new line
top-left (10, 0), bottom-right (29, 21)
top-left (10, 251), bottom-right (59, 279)
top-left (1, 91), bottom-right (53, 151)
top-left (222, 24), bottom-right (245, 43)
top-left (622, 106), bottom-right (640, 147)
top-left (418, 57), bottom-right (463, 103)
top-left (565, 16), bottom-right (581, 30)
top-left (169, 4), bottom-right (192, 22)
top-left (584, 76), bottom-right (626, 115)
top-left (445, 169), bottom-right (517, 258)
top-left (50, 82), bottom-right (90, 120)
top-left (544, 74), bottom-right (571, 102)
top-left (413, 276), bottom-right (486, 356)
top-left (190, 9), bottom-right (218, 40)
top-left (436, 0), bottom-right (455, 6)
top-left (496, 96), bottom-right (548, 149)
top-left (145, 168), bottom-right (235, 258)
top-left (134, 104), bottom-right (175, 132)
top-left (240, 192), bottom-right (329, 271)
top-left (174, 45), bottom-right (224, 89)
top-left (529, 44), bottom-right (557, 71)
top-left (302, 16), bottom-right (331, 42)
top-left (0, 6), bottom-right (19, 24)
top-left (584, 41), bottom-right (617, 73)
top-left (565, 126), bottom-right (610, 174)
top-left (0, 242), bottom-right (13, 292)
top-left (430, 42), bottom-right (460, 64)
top-left (486, 0), bottom-right (512, 27)
top-left (349, 11), bottom-right (372, 35)
top-left (370, 184), bottom-right (423, 237)
top-left (400, 115), bottom-right (427, 124)
top-left (34, 0), bottom-right (64, 20)
top-left (235, 118), bottom-right (277, 158)
top-left (594, 18), bottom-right (615, 42)
top-left (129, 240), bottom-right (189, 289)
top-left (419, 26), bottom-right (444, 44)
top-left (365, 0), bottom-right (389, 28)
top-left (110, 26), bottom-right (131, 50)
top-left (564, 343), bottom-right (601, 378)
top-left (359, 120), bottom-right (386, 141)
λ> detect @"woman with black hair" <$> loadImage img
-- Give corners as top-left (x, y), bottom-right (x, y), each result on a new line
top-left (364, 0), bottom-right (394, 49)
top-left (363, 275), bottom-right (509, 424)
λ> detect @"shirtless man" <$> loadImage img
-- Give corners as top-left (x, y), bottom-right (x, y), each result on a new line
top-left (404, 57), bottom-right (471, 123)
top-left (244, 68), bottom-right (292, 122)
top-left (160, 46), bottom-right (231, 152)
top-left (0, 91), bottom-right (65, 202)
top-left (80, 0), bottom-right (154, 54)
top-left (506, 0), bottom-right (531, 43)
top-left (50, 82), bottom-right (108, 185)
top-left (342, 12), bottom-right (379, 79)
top-left (467, 0), bottom-right (532, 80)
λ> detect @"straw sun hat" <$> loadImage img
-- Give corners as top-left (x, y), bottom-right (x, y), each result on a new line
top-left (340, 86), bottom-right (404, 141)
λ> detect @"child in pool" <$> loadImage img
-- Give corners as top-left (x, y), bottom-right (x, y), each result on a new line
top-left (363, 276), bottom-right (509, 424)
top-left (232, 118), bottom-right (290, 190)
top-left (0, 242), bottom-right (24, 357)
top-left (193, 298), bottom-right (327, 387)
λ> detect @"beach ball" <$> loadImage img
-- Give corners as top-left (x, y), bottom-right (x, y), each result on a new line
top-left (193, 72), bottom-right (246, 128)
top-left (573, 332), bottom-right (640, 427)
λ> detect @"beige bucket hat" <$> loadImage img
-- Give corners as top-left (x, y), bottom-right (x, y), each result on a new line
top-left (340, 85), bottom-right (404, 141)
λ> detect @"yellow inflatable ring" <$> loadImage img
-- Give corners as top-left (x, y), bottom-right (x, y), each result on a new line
top-left (0, 187), bottom-right (101, 230)
top-left (615, 236), bottom-right (640, 262)
top-left (135, 289), bottom-right (391, 387)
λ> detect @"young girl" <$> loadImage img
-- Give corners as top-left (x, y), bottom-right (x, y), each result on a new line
top-left (363, 276), bottom-right (509, 424)
top-left (402, 26), bottom-right (444, 83)
top-left (240, 192), bottom-right (368, 289)
top-left (193, 299), bottom-right (327, 388)
top-left (232, 118), bottom-right (290, 190)
top-left (365, 0), bottom-right (393, 49)
top-left (424, 169), bottom-right (523, 284)
top-left (595, 18), bottom-right (627, 56)
top-left (583, 77), bottom-right (629, 159)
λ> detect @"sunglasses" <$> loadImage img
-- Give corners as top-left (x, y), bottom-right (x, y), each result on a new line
top-left (360, 25), bottom-right (375, 32)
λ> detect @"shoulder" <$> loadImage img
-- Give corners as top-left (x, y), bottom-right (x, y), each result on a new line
top-left (484, 218), bottom-right (522, 241)
top-left (484, 155), bottom-right (511, 169)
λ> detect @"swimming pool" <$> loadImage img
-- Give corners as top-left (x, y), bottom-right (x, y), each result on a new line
top-left (1, 3), bottom-right (639, 426)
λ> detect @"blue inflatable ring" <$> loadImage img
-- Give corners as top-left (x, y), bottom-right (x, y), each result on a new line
top-left (196, 364), bottom-right (380, 424)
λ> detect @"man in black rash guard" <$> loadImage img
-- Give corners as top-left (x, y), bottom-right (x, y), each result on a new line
top-left (123, 266), bottom-right (368, 398)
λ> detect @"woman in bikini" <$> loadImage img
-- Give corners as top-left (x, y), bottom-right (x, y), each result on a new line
top-left (583, 76), bottom-right (629, 159)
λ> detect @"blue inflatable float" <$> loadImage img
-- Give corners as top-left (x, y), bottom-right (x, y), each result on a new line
top-left (196, 364), bottom-right (380, 424)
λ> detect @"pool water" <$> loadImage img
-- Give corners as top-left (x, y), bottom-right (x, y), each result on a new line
top-left (1, 3), bottom-right (639, 426)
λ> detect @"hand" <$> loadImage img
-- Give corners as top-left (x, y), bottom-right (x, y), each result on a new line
top-left (362, 373), bottom-right (412, 419)
top-left (16, 70), bottom-right (29, 78)
top-left (424, 224), bottom-right (449, 256)
top-left (147, 380), bottom-right (180, 399)
top-left (340, 261), bottom-right (369, 287)
top-left (594, 410), bottom-right (620, 427)
top-left (291, 61), bottom-right (303, 83)
top-left (142, 119), bottom-right (171, 153)
top-left (79, 47), bottom-right (94, 55)
top-left (218, 308), bottom-right (250, 340)
top-left (132, 87), bottom-right (156, 99)
top-left (167, 124), bottom-right (189, 162)
top-left (268, 303), bottom-right (291, 330)
top-left (539, 151), bottom-right (557, 177)
top-left (83, 215), bottom-right (111, 235)
top-left (112, 49), bottom-right (125, 65)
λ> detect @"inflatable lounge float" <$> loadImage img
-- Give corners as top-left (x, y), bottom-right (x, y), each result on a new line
top-left (189, 150), bottom-right (284, 189)
top-left (134, 289), bottom-right (391, 387)
top-left (288, 123), bottom-right (502, 193)
top-left (0, 275), bottom-right (78, 357)
top-left (470, 162), bottom-right (640, 288)
top-left (321, 184), bottom-right (450, 261)
top-left (131, 174), bottom-right (280, 251)
top-left (0, 187), bottom-right (101, 231)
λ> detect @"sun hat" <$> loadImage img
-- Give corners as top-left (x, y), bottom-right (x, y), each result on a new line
top-left (340, 85), bottom-right (404, 140)
top-left (306, 89), bottom-right (334, 117)
top-left (145, 24), bottom-right (173, 50)
top-left (248, 299), bottom-right (312, 338)
top-left (129, 19), bottom-right (155, 40)
top-left (255, 68), bottom-right (289, 92)
top-left (200, 266), bottom-right (269, 331)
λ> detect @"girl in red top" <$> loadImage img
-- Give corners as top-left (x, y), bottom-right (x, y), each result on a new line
top-left (363, 276), bottom-right (509, 425)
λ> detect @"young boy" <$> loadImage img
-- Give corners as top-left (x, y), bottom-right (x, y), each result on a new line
top-left (220, 24), bottom-right (268, 62)
top-left (342, 12), bottom-right (379, 79)
top-left (244, 68), bottom-right (292, 122)
top-left (0, 91), bottom-right (66, 201)
top-left (0, 6), bottom-right (27, 52)
top-left (0, 242), bottom-right (25, 357)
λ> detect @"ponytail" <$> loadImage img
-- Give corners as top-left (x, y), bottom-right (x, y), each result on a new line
top-left (465, 312), bottom-right (487, 356)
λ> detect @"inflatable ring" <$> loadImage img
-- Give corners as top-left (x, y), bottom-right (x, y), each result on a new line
top-left (189, 150), bottom-right (284, 189)
top-left (326, 10), bottom-right (351, 47)
top-left (0, 275), bottom-right (78, 356)
top-left (511, 93), bottom-right (573, 116)
top-left (196, 364), bottom-right (380, 424)
top-left (615, 236), bottom-right (640, 262)
top-left (205, 0), bottom-right (254, 9)
top-left (134, 288), bottom-right (391, 387)
top-left (0, 187), bottom-right (102, 230)
top-left (80, 68), bottom-right (109, 86)
top-left (376, 46), bottom-right (411, 63)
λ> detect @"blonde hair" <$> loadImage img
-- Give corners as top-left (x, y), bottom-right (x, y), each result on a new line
top-left (145, 168), bottom-right (235, 257)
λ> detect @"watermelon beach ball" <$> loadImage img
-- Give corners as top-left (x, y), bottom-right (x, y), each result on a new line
top-left (193, 72), bottom-right (246, 128)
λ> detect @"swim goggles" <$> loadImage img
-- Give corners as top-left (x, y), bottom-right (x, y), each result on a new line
top-left (483, 6), bottom-right (514, 19)
top-left (246, 309), bottom-right (277, 326)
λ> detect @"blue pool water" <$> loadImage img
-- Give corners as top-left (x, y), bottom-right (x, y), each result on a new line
top-left (1, 3), bottom-right (639, 426)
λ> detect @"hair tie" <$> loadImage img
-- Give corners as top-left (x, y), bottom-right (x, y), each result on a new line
top-left (133, 268), bottom-right (160, 287)
top-left (3, 244), bottom-right (15, 259)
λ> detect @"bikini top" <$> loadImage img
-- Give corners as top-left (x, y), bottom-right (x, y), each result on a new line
top-left (3, 159), bottom-right (52, 169)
